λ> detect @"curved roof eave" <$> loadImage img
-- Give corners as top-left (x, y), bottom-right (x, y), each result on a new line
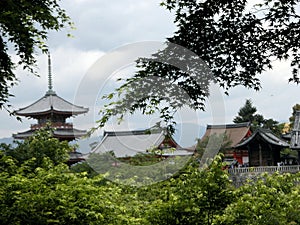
top-left (16, 109), bottom-right (87, 117)
top-left (15, 93), bottom-right (88, 116)
top-left (235, 129), bottom-right (289, 148)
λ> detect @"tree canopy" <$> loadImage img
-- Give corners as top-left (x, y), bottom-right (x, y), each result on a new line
top-left (233, 99), bottom-right (260, 124)
top-left (233, 99), bottom-right (282, 134)
top-left (1, 127), bottom-right (72, 172)
top-left (289, 103), bottom-right (300, 128)
top-left (98, 0), bottom-right (300, 132)
top-left (0, 129), bottom-right (300, 224)
top-left (0, 0), bottom-right (71, 110)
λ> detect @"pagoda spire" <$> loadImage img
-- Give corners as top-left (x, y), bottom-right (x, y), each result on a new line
top-left (46, 52), bottom-right (56, 95)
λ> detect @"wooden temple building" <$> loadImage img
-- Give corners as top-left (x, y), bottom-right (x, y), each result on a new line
top-left (235, 129), bottom-right (289, 166)
top-left (200, 122), bottom-right (252, 165)
top-left (91, 127), bottom-right (193, 159)
top-left (13, 54), bottom-right (88, 165)
top-left (200, 122), bottom-right (291, 167)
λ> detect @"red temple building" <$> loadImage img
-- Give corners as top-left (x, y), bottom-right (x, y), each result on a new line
top-left (200, 122), bottom-right (252, 165)
top-left (13, 54), bottom-right (88, 165)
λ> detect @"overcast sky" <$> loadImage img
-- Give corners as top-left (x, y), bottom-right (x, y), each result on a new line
top-left (1, 0), bottom-right (300, 147)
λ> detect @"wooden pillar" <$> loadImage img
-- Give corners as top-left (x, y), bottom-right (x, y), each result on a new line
top-left (268, 143), bottom-right (273, 166)
top-left (247, 145), bottom-right (251, 167)
top-left (259, 144), bottom-right (263, 166)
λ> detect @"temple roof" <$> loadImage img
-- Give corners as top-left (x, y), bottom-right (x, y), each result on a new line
top-left (90, 128), bottom-right (189, 158)
top-left (15, 92), bottom-right (88, 117)
top-left (200, 122), bottom-right (251, 147)
top-left (235, 129), bottom-right (289, 149)
top-left (13, 128), bottom-right (87, 140)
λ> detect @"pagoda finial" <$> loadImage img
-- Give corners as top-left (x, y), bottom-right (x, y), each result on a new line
top-left (46, 52), bottom-right (56, 95)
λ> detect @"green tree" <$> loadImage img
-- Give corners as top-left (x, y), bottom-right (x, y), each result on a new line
top-left (233, 99), bottom-right (281, 133)
top-left (196, 132), bottom-right (232, 160)
top-left (69, 162), bottom-right (98, 178)
top-left (144, 155), bottom-right (234, 225)
top-left (289, 103), bottom-right (300, 129)
top-left (262, 118), bottom-right (281, 135)
top-left (0, 0), bottom-right (72, 109)
top-left (98, 0), bottom-right (300, 133)
top-left (216, 172), bottom-right (300, 225)
top-left (233, 99), bottom-right (259, 124)
top-left (233, 99), bottom-right (265, 130)
top-left (2, 128), bottom-right (72, 170)
top-left (0, 163), bottom-right (149, 225)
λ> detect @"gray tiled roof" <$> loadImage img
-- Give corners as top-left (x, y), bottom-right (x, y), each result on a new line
top-left (91, 131), bottom-right (165, 158)
top-left (235, 129), bottom-right (289, 148)
top-left (90, 129), bottom-right (191, 158)
top-left (13, 128), bottom-right (87, 139)
top-left (15, 92), bottom-right (88, 116)
top-left (206, 122), bottom-right (250, 129)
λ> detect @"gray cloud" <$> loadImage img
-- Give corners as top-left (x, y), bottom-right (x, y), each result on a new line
top-left (48, 0), bottom-right (176, 51)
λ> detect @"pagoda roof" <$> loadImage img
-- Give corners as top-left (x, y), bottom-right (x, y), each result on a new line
top-left (15, 92), bottom-right (88, 117)
top-left (235, 128), bottom-right (289, 149)
top-left (13, 128), bottom-right (87, 140)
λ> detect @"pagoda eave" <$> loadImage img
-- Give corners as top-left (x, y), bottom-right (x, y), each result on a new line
top-left (14, 93), bottom-right (89, 117)
top-left (16, 109), bottom-right (87, 118)
top-left (13, 128), bottom-right (87, 140)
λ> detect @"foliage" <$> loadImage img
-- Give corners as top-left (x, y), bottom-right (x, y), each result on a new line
top-left (118, 152), bottom-right (162, 166)
top-left (196, 132), bottom-right (232, 160)
top-left (0, 0), bottom-right (72, 109)
top-left (1, 128), bottom-right (71, 170)
top-left (0, 150), bottom-right (18, 175)
top-left (143, 155), bottom-right (234, 225)
top-left (97, 0), bottom-right (300, 132)
top-left (233, 99), bottom-right (264, 128)
top-left (0, 132), bottom-right (236, 225)
top-left (1, 130), bottom-right (300, 224)
top-left (1, 141), bottom-right (300, 225)
top-left (87, 151), bottom-right (191, 186)
top-left (234, 99), bottom-right (281, 134)
top-left (216, 172), bottom-right (300, 225)
top-left (0, 163), bottom-right (149, 225)
top-left (262, 118), bottom-right (282, 135)
top-left (69, 161), bottom-right (98, 178)
top-left (289, 103), bottom-right (300, 129)
top-left (280, 147), bottom-right (298, 160)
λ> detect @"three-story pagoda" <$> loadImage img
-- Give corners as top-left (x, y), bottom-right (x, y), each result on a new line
top-left (13, 54), bottom-right (88, 164)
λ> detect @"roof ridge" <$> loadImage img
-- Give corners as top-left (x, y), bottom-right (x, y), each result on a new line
top-left (207, 122), bottom-right (250, 129)
top-left (104, 128), bottom-right (161, 137)
top-left (53, 94), bottom-right (89, 110)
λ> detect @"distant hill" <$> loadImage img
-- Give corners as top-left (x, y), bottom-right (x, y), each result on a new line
top-left (173, 123), bottom-right (206, 148)
top-left (70, 136), bottom-right (101, 154)
top-left (0, 136), bottom-right (101, 154)
top-left (0, 137), bottom-right (14, 145)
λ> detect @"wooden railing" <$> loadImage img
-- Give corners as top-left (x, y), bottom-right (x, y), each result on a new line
top-left (228, 165), bottom-right (300, 175)
top-left (31, 123), bottom-right (73, 130)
